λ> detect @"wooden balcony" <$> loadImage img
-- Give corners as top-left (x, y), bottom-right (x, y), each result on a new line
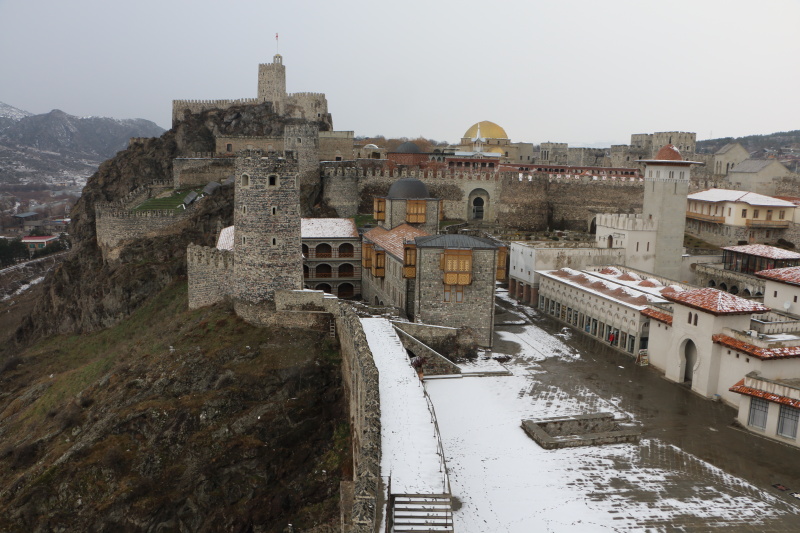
top-left (746, 219), bottom-right (790, 229)
top-left (686, 211), bottom-right (724, 223)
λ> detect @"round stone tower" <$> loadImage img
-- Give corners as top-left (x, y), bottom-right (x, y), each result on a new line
top-left (258, 54), bottom-right (287, 111)
top-left (232, 149), bottom-right (302, 305)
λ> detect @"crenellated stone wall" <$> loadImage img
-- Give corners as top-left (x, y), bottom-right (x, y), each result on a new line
top-left (321, 161), bottom-right (647, 230)
top-left (95, 205), bottom-right (194, 260)
top-left (187, 245), bottom-right (234, 309)
top-left (171, 98), bottom-right (260, 126)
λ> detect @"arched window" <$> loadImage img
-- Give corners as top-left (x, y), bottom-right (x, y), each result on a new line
top-left (688, 312), bottom-right (693, 324)
top-left (271, 238), bottom-right (277, 246)
top-left (268, 175), bottom-right (277, 186)
top-left (241, 174), bottom-right (250, 187)
top-left (693, 314), bottom-right (698, 326)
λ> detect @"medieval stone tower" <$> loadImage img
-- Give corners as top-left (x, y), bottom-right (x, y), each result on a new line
top-left (284, 121), bottom-right (320, 189)
top-left (232, 149), bottom-right (302, 305)
top-left (642, 144), bottom-right (699, 280)
top-left (258, 54), bottom-right (287, 111)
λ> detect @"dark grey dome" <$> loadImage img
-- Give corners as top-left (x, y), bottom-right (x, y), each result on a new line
top-left (387, 178), bottom-right (430, 199)
top-left (395, 141), bottom-right (422, 154)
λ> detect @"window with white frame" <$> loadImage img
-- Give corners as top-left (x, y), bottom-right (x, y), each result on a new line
top-left (778, 405), bottom-right (799, 439)
top-left (748, 397), bottom-right (769, 429)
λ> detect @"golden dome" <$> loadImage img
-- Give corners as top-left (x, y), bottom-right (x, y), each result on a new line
top-left (464, 121), bottom-right (508, 140)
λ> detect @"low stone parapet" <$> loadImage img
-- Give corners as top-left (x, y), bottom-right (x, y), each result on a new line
top-left (522, 413), bottom-right (641, 450)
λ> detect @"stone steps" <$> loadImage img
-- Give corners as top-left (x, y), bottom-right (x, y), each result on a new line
top-left (392, 494), bottom-right (454, 533)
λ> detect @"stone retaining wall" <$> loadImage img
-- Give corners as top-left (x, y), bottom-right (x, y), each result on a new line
top-left (173, 157), bottom-right (234, 188)
top-left (392, 326), bottom-right (461, 376)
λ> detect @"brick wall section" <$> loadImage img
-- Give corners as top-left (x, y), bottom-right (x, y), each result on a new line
top-left (232, 151), bottom-right (302, 303)
top-left (172, 158), bottom-right (234, 188)
top-left (415, 247), bottom-right (497, 347)
top-left (186, 245), bottom-right (233, 309)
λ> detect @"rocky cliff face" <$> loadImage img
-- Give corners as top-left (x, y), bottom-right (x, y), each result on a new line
top-left (14, 102), bottom-right (329, 345)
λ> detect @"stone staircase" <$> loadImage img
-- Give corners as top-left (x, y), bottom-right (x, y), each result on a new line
top-left (391, 494), bottom-right (454, 532)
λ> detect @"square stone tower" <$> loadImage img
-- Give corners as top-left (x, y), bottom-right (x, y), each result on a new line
top-left (258, 54), bottom-right (287, 110)
top-left (642, 144), bottom-right (701, 280)
top-left (232, 149), bottom-right (302, 304)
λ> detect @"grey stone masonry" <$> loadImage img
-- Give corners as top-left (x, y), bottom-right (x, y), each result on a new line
top-left (187, 245), bottom-right (233, 309)
top-left (414, 247), bottom-right (498, 347)
top-left (522, 413), bottom-right (641, 450)
top-left (232, 150), bottom-right (302, 304)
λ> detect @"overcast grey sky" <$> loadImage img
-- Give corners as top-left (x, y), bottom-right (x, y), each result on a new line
top-left (1, 0), bottom-right (798, 146)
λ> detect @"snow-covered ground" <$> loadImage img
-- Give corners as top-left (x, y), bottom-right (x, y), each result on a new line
top-left (424, 302), bottom-right (800, 531)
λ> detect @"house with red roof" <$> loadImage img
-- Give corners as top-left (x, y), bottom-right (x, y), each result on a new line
top-left (640, 283), bottom-right (800, 448)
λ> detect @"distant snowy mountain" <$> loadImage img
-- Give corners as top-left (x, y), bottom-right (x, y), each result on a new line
top-left (0, 102), bottom-right (33, 121)
top-left (0, 104), bottom-right (165, 185)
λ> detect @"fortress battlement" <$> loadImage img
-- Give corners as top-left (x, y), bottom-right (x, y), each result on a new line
top-left (288, 92), bottom-right (326, 98)
top-left (321, 163), bottom-right (646, 187)
top-left (596, 213), bottom-right (657, 231)
top-left (187, 244), bottom-right (234, 269)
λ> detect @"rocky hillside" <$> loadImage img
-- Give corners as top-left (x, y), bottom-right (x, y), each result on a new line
top-left (0, 281), bottom-right (348, 532)
top-left (0, 103), bottom-right (165, 185)
top-left (13, 101), bottom-right (331, 344)
top-left (696, 130), bottom-right (800, 155)
top-left (0, 102), bottom-right (347, 531)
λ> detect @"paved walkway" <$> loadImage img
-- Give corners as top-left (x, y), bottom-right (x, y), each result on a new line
top-left (424, 291), bottom-right (800, 532)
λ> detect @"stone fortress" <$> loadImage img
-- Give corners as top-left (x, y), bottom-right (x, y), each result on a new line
top-left (92, 53), bottom-right (800, 531)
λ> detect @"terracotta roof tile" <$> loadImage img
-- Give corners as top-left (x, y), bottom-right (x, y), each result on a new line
top-left (729, 379), bottom-right (800, 409)
top-left (655, 144), bottom-right (683, 161)
top-left (364, 224), bottom-right (429, 259)
top-left (754, 266), bottom-right (800, 287)
top-left (722, 244), bottom-right (800, 260)
top-left (665, 288), bottom-right (769, 315)
top-left (713, 334), bottom-right (800, 360)
top-left (641, 307), bottom-right (673, 325)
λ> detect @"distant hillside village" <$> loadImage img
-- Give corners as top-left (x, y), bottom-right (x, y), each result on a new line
top-left (20, 54), bottom-right (800, 530)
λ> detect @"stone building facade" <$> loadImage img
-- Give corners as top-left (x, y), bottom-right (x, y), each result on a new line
top-left (301, 218), bottom-right (362, 298)
top-left (321, 160), bottom-right (646, 230)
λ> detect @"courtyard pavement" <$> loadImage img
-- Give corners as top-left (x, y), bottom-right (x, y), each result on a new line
top-left (424, 289), bottom-right (800, 532)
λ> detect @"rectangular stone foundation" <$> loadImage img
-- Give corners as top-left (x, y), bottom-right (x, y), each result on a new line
top-left (522, 413), bottom-right (641, 450)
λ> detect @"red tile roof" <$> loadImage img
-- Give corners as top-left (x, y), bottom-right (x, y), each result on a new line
top-left (655, 144), bottom-right (683, 161)
top-left (729, 379), bottom-right (800, 409)
top-left (641, 307), bottom-right (673, 325)
top-left (665, 288), bottom-right (769, 315)
top-left (754, 266), bottom-right (800, 287)
top-left (722, 244), bottom-right (800, 260)
top-left (363, 224), bottom-right (429, 260)
top-left (713, 334), bottom-right (800, 360)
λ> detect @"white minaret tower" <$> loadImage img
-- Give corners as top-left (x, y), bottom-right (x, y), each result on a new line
top-left (641, 144), bottom-right (702, 280)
